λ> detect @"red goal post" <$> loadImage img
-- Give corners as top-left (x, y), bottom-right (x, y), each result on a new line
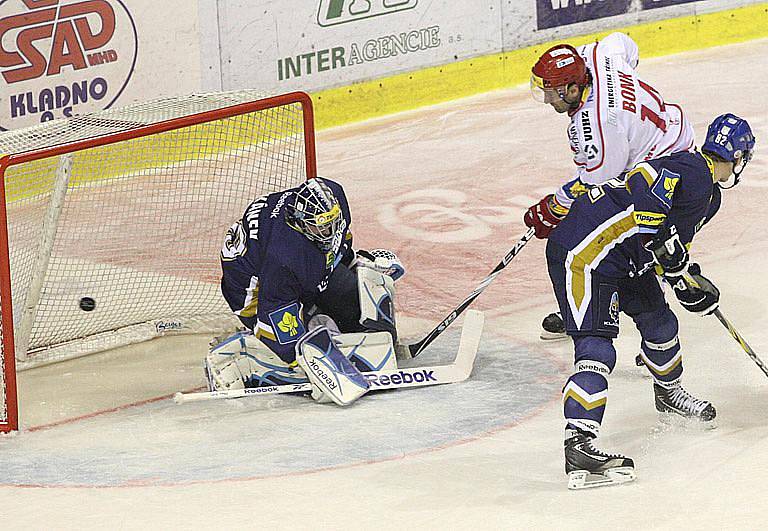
top-left (0, 90), bottom-right (317, 432)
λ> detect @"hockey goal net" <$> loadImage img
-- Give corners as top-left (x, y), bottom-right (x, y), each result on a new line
top-left (0, 90), bottom-right (316, 432)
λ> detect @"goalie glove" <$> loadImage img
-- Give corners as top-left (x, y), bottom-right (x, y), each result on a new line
top-left (356, 248), bottom-right (405, 281)
top-left (670, 263), bottom-right (720, 316)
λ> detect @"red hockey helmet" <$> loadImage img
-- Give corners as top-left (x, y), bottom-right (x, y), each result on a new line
top-left (530, 44), bottom-right (587, 102)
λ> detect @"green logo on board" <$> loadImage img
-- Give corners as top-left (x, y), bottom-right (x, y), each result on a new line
top-left (317, 0), bottom-right (418, 27)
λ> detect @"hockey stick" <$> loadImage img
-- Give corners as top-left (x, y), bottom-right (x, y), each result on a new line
top-left (712, 308), bottom-right (768, 378)
top-left (173, 309), bottom-right (484, 403)
top-left (406, 226), bottom-right (536, 358)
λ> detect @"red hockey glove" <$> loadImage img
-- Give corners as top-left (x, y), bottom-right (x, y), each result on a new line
top-left (523, 194), bottom-right (567, 239)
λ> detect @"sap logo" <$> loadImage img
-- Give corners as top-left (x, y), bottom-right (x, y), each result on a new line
top-left (317, 0), bottom-right (418, 27)
top-left (366, 369), bottom-right (436, 386)
top-left (0, 0), bottom-right (138, 129)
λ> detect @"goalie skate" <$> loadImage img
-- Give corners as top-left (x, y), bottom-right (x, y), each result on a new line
top-left (565, 430), bottom-right (636, 490)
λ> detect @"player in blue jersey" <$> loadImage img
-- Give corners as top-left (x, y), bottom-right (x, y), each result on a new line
top-left (206, 177), bottom-right (405, 406)
top-left (546, 114), bottom-right (755, 488)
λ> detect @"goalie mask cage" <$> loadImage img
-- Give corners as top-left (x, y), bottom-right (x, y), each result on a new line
top-left (0, 90), bottom-right (317, 432)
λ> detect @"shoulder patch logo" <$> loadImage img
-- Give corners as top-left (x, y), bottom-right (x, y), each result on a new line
top-left (268, 303), bottom-right (306, 344)
top-left (650, 168), bottom-right (680, 208)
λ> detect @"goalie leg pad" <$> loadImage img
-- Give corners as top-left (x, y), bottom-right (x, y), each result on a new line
top-left (334, 331), bottom-right (398, 372)
top-left (205, 331), bottom-right (308, 391)
top-left (295, 326), bottom-right (370, 406)
top-left (357, 266), bottom-right (397, 340)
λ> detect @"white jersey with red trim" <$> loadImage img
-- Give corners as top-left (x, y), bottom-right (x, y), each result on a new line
top-left (555, 32), bottom-right (695, 209)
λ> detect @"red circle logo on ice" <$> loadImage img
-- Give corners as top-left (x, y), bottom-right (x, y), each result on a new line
top-left (0, 0), bottom-right (138, 131)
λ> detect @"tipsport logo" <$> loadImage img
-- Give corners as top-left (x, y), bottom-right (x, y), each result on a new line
top-left (0, 0), bottom-right (137, 130)
top-left (317, 0), bottom-right (418, 27)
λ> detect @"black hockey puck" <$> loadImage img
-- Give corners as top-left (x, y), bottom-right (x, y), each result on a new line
top-left (79, 297), bottom-right (96, 312)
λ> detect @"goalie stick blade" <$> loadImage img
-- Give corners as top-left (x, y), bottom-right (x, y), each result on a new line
top-left (174, 310), bottom-right (484, 404)
top-left (452, 309), bottom-right (483, 379)
top-left (367, 309), bottom-right (483, 391)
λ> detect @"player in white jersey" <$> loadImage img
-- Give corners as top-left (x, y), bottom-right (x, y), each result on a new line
top-left (525, 32), bottom-right (696, 340)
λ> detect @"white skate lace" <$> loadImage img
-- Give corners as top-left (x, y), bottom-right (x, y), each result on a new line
top-left (667, 385), bottom-right (709, 416)
top-left (583, 439), bottom-right (625, 460)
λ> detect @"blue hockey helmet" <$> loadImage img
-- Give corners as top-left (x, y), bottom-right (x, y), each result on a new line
top-left (702, 113), bottom-right (756, 188)
top-left (285, 178), bottom-right (344, 252)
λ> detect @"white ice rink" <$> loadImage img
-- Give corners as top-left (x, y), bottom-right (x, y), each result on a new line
top-left (2, 39), bottom-right (768, 530)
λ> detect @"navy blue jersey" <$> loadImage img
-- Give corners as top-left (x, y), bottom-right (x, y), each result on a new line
top-left (220, 178), bottom-right (354, 361)
top-left (551, 151), bottom-right (720, 277)
top-left (629, 151), bottom-right (721, 245)
top-left (549, 151), bottom-right (721, 323)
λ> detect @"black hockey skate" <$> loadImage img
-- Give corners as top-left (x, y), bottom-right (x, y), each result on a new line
top-left (564, 429), bottom-right (636, 489)
top-left (653, 383), bottom-right (716, 425)
top-left (540, 311), bottom-right (567, 341)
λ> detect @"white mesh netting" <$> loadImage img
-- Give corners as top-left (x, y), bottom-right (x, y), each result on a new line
top-left (0, 90), bottom-right (314, 429)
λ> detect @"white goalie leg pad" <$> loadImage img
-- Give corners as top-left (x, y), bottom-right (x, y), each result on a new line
top-left (335, 331), bottom-right (398, 372)
top-left (357, 266), bottom-right (397, 337)
top-left (204, 331), bottom-right (307, 391)
top-left (295, 326), bottom-right (370, 406)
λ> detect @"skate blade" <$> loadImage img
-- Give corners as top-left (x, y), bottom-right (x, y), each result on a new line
top-left (657, 412), bottom-right (717, 431)
top-left (567, 467), bottom-right (636, 490)
top-left (540, 330), bottom-right (569, 341)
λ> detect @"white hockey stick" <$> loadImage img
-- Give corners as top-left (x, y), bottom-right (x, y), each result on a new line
top-left (174, 310), bottom-right (484, 404)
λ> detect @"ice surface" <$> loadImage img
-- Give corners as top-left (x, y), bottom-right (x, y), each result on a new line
top-left (1, 39), bottom-right (768, 530)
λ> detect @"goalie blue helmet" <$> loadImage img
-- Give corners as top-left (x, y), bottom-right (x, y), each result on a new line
top-left (702, 113), bottom-right (756, 188)
top-left (285, 178), bottom-right (344, 252)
